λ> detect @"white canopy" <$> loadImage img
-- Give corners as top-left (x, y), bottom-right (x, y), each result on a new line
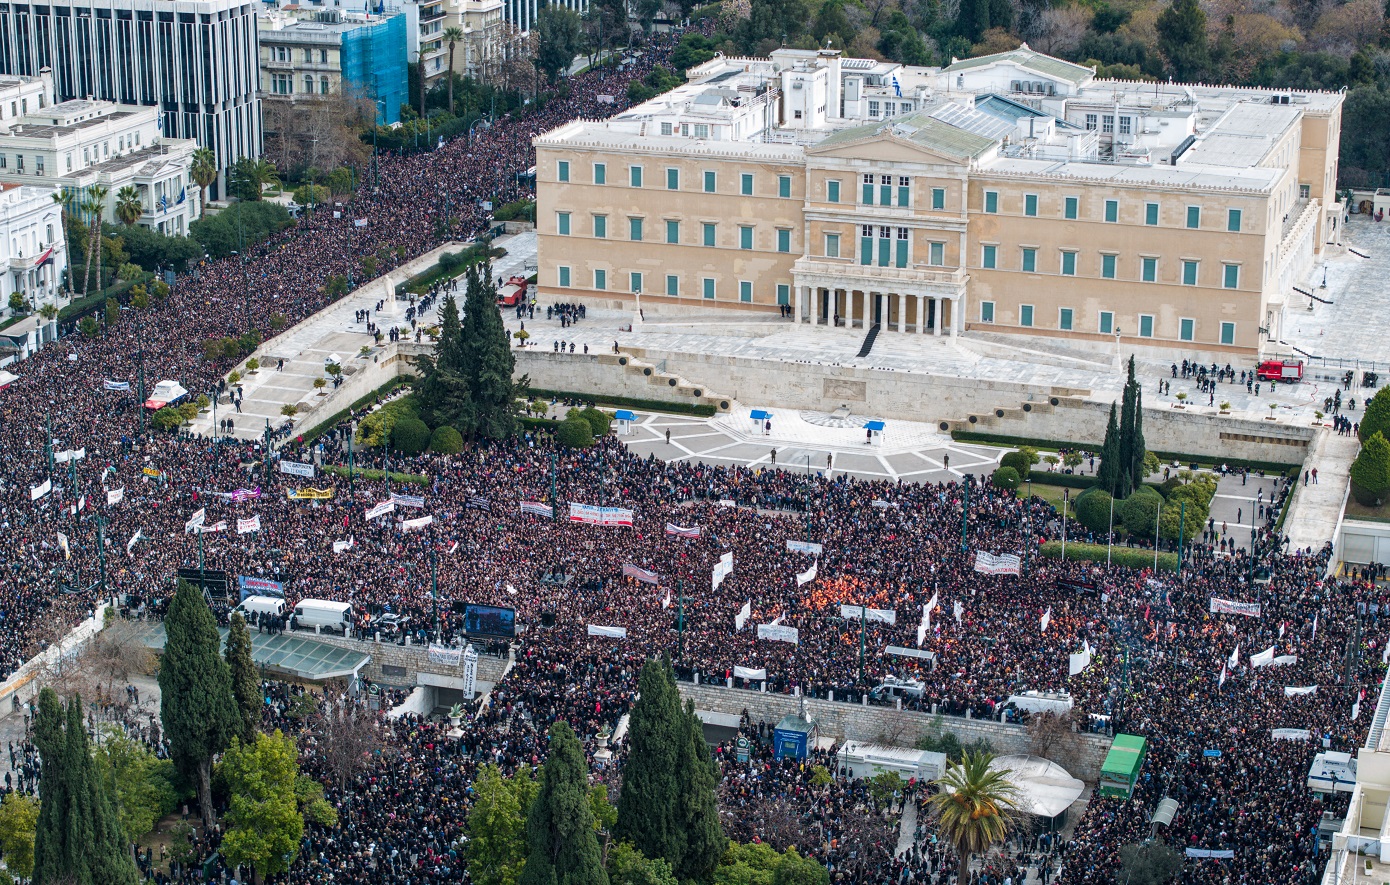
top-left (990, 755), bottom-right (1085, 818)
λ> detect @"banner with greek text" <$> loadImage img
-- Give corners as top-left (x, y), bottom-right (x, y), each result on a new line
top-left (278, 460), bottom-right (315, 478)
top-left (30, 479), bottom-right (51, 501)
top-left (787, 540), bottom-right (823, 555)
top-left (974, 551), bottom-right (1021, 575)
top-left (520, 501), bottom-right (554, 518)
top-left (1210, 597), bottom-right (1262, 617)
top-left (735, 600), bottom-right (751, 632)
top-left (391, 492), bottom-right (426, 509)
top-left (106, 488), bottom-right (124, 505)
top-left (587, 625), bottom-right (627, 639)
top-left (184, 507), bottom-right (206, 533)
top-left (401, 515), bottom-right (433, 532)
top-left (236, 515), bottom-right (261, 535)
top-left (840, 604), bottom-right (895, 625)
top-left (757, 624), bottom-right (799, 645)
top-left (622, 564), bottom-right (659, 585)
top-left (366, 500), bottom-right (396, 520)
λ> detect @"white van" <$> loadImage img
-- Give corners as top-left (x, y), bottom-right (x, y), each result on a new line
top-left (289, 599), bottom-right (354, 635)
top-left (234, 596), bottom-right (286, 622)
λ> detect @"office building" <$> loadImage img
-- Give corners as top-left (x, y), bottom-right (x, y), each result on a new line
top-left (502, 0), bottom-right (582, 35)
top-left (0, 0), bottom-right (261, 200)
top-left (259, 8), bottom-right (407, 125)
top-left (534, 46), bottom-right (1343, 357)
top-left (0, 182), bottom-right (66, 314)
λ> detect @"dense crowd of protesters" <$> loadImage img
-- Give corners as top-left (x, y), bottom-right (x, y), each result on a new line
top-left (0, 26), bottom-right (1380, 885)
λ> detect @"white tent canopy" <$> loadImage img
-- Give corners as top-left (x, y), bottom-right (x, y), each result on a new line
top-left (990, 755), bottom-right (1085, 819)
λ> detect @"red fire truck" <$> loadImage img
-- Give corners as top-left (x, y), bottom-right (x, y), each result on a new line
top-left (1256, 360), bottom-right (1304, 383)
top-left (497, 276), bottom-right (529, 307)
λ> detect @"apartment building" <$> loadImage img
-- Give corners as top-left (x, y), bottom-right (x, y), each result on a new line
top-left (259, 8), bottom-right (408, 125)
top-left (534, 46), bottom-right (1343, 357)
top-left (0, 0), bottom-right (262, 200)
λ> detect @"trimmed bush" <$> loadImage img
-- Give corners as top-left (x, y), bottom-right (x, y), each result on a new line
top-left (429, 425), bottom-right (465, 455)
top-left (1073, 487), bottom-right (1115, 534)
top-left (1119, 486), bottom-right (1164, 538)
top-left (1351, 431), bottom-right (1390, 506)
top-left (525, 388), bottom-right (717, 417)
top-left (355, 394), bottom-right (421, 447)
top-left (999, 448), bottom-right (1038, 478)
top-left (992, 466), bottom-right (1020, 490)
top-left (391, 417), bottom-right (431, 454)
top-left (1039, 541), bottom-right (1178, 571)
top-left (1362, 388), bottom-right (1390, 444)
top-left (555, 416), bottom-right (594, 448)
top-left (575, 406), bottom-right (612, 437)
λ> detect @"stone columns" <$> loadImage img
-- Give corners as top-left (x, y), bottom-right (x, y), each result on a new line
top-left (860, 289), bottom-right (870, 330)
top-left (934, 297), bottom-right (943, 336)
top-left (917, 295), bottom-right (926, 334)
top-left (951, 297), bottom-right (962, 336)
top-left (897, 293), bottom-right (907, 333)
top-left (794, 285), bottom-right (804, 325)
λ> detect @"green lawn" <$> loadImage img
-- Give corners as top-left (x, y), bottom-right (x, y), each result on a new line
top-left (1020, 481), bottom-right (1074, 519)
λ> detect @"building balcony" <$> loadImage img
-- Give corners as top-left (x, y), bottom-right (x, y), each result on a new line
top-left (264, 58), bottom-right (295, 70)
top-left (419, 4), bottom-right (446, 21)
top-left (792, 256), bottom-right (968, 295)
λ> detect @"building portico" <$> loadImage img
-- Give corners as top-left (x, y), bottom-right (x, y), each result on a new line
top-left (791, 259), bottom-right (966, 335)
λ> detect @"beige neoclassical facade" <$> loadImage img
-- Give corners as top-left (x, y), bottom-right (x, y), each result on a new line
top-left (534, 46), bottom-right (1342, 357)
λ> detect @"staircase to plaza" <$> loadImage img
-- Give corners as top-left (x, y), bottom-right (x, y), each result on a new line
top-left (856, 322), bottom-right (881, 358)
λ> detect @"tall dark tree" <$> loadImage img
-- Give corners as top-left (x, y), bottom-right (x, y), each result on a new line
top-left (225, 612), bottom-right (261, 742)
top-left (518, 721), bottom-right (608, 885)
top-left (1096, 402), bottom-right (1121, 496)
top-left (673, 698), bottom-right (726, 882)
top-left (1156, 0), bottom-right (1209, 82)
top-left (32, 688), bottom-right (139, 885)
top-left (535, 5), bottom-right (584, 83)
top-left (1117, 366), bottom-right (1138, 500)
top-left (416, 293), bottom-right (471, 428)
top-left (158, 579), bottom-right (238, 830)
top-left (1127, 358), bottom-right (1147, 491)
top-left (614, 660), bottom-right (683, 863)
top-left (458, 262), bottom-right (524, 439)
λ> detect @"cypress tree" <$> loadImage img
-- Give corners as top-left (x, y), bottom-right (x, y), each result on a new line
top-left (1096, 403), bottom-right (1121, 496)
top-left (472, 267), bottom-right (523, 439)
top-left (674, 699), bottom-right (726, 882)
top-left (1128, 358), bottom-right (1147, 491)
top-left (1117, 367), bottom-right (1137, 499)
top-left (519, 721), bottom-right (609, 885)
top-left (225, 612), bottom-right (261, 743)
top-left (614, 660), bottom-right (683, 864)
top-left (158, 579), bottom-right (238, 830)
top-left (417, 293), bottom-right (472, 429)
top-left (32, 689), bottom-right (138, 885)
top-left (457, 264), bottom-right (491, 436)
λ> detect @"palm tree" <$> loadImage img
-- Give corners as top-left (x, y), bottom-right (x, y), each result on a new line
top-left (190, 147), bottom-right (217, 206)
top-left (444, 26), bottom-right (466, 114)
top-left (115, 186), bottom-right (142, 226)
top-left (926, 751), bottom-right (1022, 883)
top-left (81, 185), bottom-right (108, 295)
top-left (229, 157), bottom-right (281, 202)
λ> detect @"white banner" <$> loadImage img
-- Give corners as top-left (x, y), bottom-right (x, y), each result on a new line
top-left (733, 666), bottom-right (767, 681)
top-left (1068, 640), bottom-right (1093, 676)
top-left (462, 645), bottom-right (478, 697)
top-left (757, 624), bottom-right (799, 645)
top-left (126, 530), bottom-right (143, 556)
top-left (57, 531), bottom-right (69, 560)
top-left (587, 624), bottom-right (628, 639)
top-left (713, 551), bottom-right (734, 591)
top-left (840, 604), bottom-right (896, 625)
top-left (1041, 607), bottom-right (1052, 633)
top-left (106, 488), bottom-right (124, 506)
top-left (365, 500), bottom-right (396, 520)
top-left (569, 503), bottom-right (635, 526)
top-left (787, 539), bottom-right (823, 555)
top-left (665, 523), bottom-right (700, 538)
top-left (401, 515), bottom-right (433, 532)
top-left (735, 599), bottom-right (751, 632)
top-left (1271, 728), bottom-right (1312, 741)
top-left (236, 515), bottom-right (261, 535)
top-left (197, 520), bottom-right (228, 534)
top-left (1250, 647), bottom-right (1289, 668)
top-left (797, 561), bottom-right (818, 587)
top-left (278, 460), bottom-right (315, 478)
top-left (30, 478), bottom-right (51, 501)
top-left (184, 507), bottom-right (206, 533)
top-left (1185, 849), bottom-right (1236, 860)
top-left (391, 493), bottom-right (426, 509)
top-left (521, 501), bottom-right (554, 518)
top-left (428, 643), bottom-right (462, 666)
top-left (1285, 685), bottom-right (1319, 696)
top-left (1210, 597), bottom-right (1262, 617)
top-left (102, 379), bottom-right (130, 391)
top-left (333, 537), bottom-right (354, 553)
top-left (974, 551), bottom-right (1022, 576)
top-left (54, 448), bottom-right (85, 463)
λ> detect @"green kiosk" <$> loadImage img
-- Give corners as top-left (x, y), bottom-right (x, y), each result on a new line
top-left (1098, 734), bottom-right (1147, 798)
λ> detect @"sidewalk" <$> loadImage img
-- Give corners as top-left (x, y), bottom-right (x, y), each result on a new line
top-left (1283, 428), bottom-right (1357, 553)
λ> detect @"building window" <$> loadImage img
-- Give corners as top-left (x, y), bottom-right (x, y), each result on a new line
top-left (931, 187), bottom-right (945, 210)
top-left (666, 220), bottom-right (680, 244)
top-left (1220, 321), bottom-right (1235, 345)
top-left (629, 217), bottom-right (643, 241)
top-left (860, 224), bottom-right (874, 266)
top-left (1227, 208), bottom-right (1242, 232)
top-left (1061, 251), bottom-right (1076, 276)
top-left (1104, 200), bottom-right (1118, 223)
top-left (666, 274), bottom-right (679, 297)
top-left (868, 100), bottom-right (880, 117)
top-left (1101, 254), bottom-right (1116, 279)
top-left (1102, 114), bottom-right (1114, 133)
top-left (666, 167), bottom-right (679, 190)
top-left (1139, 314), bottom-right (1154, 337)
top-left (593, 215), bottom-right (607, 239)
top-left (778, 175), bottom-right (791, 198)
top-left (1186, 205), bottom-right (1200, 229)
top-left (880, 175), bottom-right (892, 206)
top-left (594, 269), bottom-right (607, 290)
top-left (1223, 264), bottom-right (1240, 288)
top-left (741, 173), bottom-right (754, 196)
top-left (660, 122), bottom-right (672, 135)
top-left (558, 266), bottom-right (571, 287)
top-left (1141, 257), bottom-right (1157, 282)
top-left (594, 163), bottom-right (606, 185)
top-left (630, 166), bottom-right (643, 188)
top-left (631, 272), bottom-right (644, 293)
top-left (739, 280), bottom-right (753, 303)
top-left (1064, 196), bottom-right (1078, 220)
top-left (1084, 113), bottom-right (1097, 131)
top-left (777, 229), bottom-right (791, 253)
top-left (1059, 308), bottom-right (1073, 331)
top-left (557, 212), bottom-right (570, 235)
top-left (777, 283), bottom-right (790, 305)
top-left (1098, 311), bottom-right (1113, 334)
top-left (1022, 248), bottom-right (1037, 273)
top-left (980, 301), bottom-right (995, 323)
top-left (703, 171), bottom-right (716, 193)
top-left (1119, 116), bottom-right (1132, 135)
top-left (898, 176), bottom-right (910, 207)
top-left (1024, 194), bottom-right (1038, 217)
top-left (1179, 317), bottom-right (1194, 341)
top-left (702, 277), bottom-right (715, 300)
top-left (982, 245), bottom-right (996, 269)
top-left (1182, 260), bottom-right (1198, 286)
top-left (557, 160), bottom-right (569, 182)
top-left (1300, 184), bottom-right (1311, 199)
top-left (984, 191), bottom-right (998, 213)
top-left (1020, 304), bottom-right (1034, 327)
top-left (827, 180), bottom-right (841, 203)
top-left (739, 226), bottom-right (754, 250)
top-left (826, 233), bottom-right (840, 258)
top-left (1145, 202), bottom-right (1158, 226)
top-left (877, 225), bottom-right (892, 266)
top-left (862, 173), bottom-right (875, 205)
top-left (304, 75), bottom-right (314, 94)
top-left (694, 124), bottom-right (709, 138)
top-left (700, 223), bottom-right (716, 247)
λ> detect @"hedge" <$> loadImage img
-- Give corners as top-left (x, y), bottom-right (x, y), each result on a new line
top-left (58, 274), bottom-right (154, 322)
top-left (1039, 540), bottom-right (1179, 571)
top-left (320, 464), bottom-right (429, 486)
top-left (527, 388), bottom-right (718, 417)
top-left (297, 374), bottom-right (415, 445)
top-left (1027, 473), bottom-right (1097, 491)
top-left (949, 430), bottom-right (1300, 474)
top-left (555, 416), bottom-right (594, 448)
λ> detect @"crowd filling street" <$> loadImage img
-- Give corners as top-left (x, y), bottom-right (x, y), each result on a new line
top-left (0, 28), bottom-right (1380, 885)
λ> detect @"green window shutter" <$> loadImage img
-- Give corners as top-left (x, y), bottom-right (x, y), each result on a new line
top-left (1224, 264), bottom-right (1239, 288)
top-left (703, 223), bottom-right (715, 247)
top-left (1024, 194), bottom-right (1037, 216)
top-left (741, 173), bottom-right (753, 196)
top-left (862, 179), bottom-right (874, 204)
top-left (1142, 257), bottom-right (1156, 282)
top-left (1022, 249), bottom-right (1036, 273)
top-left (703, 278), bottom-right (715, 299)
top-left (827, 180), bottom-right (840, 203)
top-left (1020, 305), bottom-right (1034, 327)
top-left (1101, 254), bottom-right (1116, 279)
top-left (1183, 261), bottom-right (1197, 286)
top-left (1104, 200), bottom-right (1118, 223)
top-left (630, 272), bottom-right (642, 293)
top-left (703, 171), bottom-right (715, 192)
top-left (1145, 203), bottom-right (1158, 226)
top-left (1186, 206), bottom-right (1200, 229)
top-left (629, 218), bottom-right (642, 241)
top-left (739, 281), bottom-right (752, 302)
top-left (980, 301), bottom-right (994, 322)
top-left (558, 266), bottom-right (570, 287)
top-left (1227, 209), bottom-right (1241, 232)
top-left (666, 275), bottom-right (678, 297)
top-left (896, 239), bottom-right (908, 268)
top-left (982, 245), bottom-right (996, 269)
top-left (898, 183), bottom-right (910, 207)
top-left (740, 226), bottom-right (753, 250)
top-left (777, 283), bottom-right (790, 305)
top-left (878, 236), bottom-right (890, 267)
top-left (778, 175), bottom-right (791, 198)
top-left (985, 191), bottom-right (998, 213)
top-left (1061, 252), bottom-right (1076, 276)
top-left (630, 166), bottom-right (642, 187)
top-left (1099, 312), bottom-right (1112, 334)
top-left (860, 237), bottom-right (873, 265)
top-left (1059, 308), bottom-right (1073, 330)
top-left (1064, 196), bottom-right (1077, 219)
top-left (594, 164), bottom-right (606, 184)
top-left (557, 212), bottom-right (570, 235)
top-left (1221, 322), bottom-right (1235, 345)
top-left (594, 269), bottom-right (606, 290)
top-left (1139, 315), bottom-right (1153, 337)
top-left (666, 168), bottom-right (679, 190)
top-left (932, 188), bottom-right (945, 210)
top-left (1180, 318), bottom-right (1194, 341)
top-left (777, 229), bottom-right (791, 253)
top-left (666, 220), bottom-right (679, 244)
top-left (557, 160), bottom-right (569, 182)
